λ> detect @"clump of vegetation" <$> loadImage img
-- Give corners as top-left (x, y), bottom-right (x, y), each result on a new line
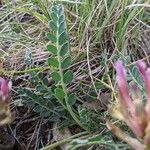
top-left (0, 0), bottom-right (149, 149)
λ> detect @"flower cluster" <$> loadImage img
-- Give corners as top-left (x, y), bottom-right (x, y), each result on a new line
top-left (0, 77), bottom-right (14, 125)
top-left (107, 60), bottom-right (150, 150)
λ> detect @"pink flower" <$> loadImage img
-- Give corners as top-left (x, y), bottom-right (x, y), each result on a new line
top-left (0, 77), bottom-right (12, 102)
top-left (115, 61), bottom-right (143, 138)
top-left (115, 61), bottom-right (134, 108)
top-left (108, 60), bottom-right (150, 150)
top-left (137, 61), bottom-right (150, 119)
top-left (0, 77), bottom-right (14, 125)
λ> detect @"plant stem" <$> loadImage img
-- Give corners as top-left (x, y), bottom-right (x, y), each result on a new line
top-left (40, 131), bottom-right (88, 150)
top-left (0, 66), bottom-right (51, 75)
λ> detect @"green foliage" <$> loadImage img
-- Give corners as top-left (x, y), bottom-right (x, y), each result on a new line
top-left (51, 71), bottom-right (61, 81)
top-left (63, 70), bottom-right (73, 84)
top-left (78, 106), bottom-right (105, 132)
top-left (47, 44), bottom-right (57, 54)
top-left (1, 0), bottom-right (149, 150)
top-left (68, 93), bottom-right (76, 106)
top-left (47, 4), bottom-right (83, 129)
top-left (67, 133), bottom-right (128, 150)
top-left (18, 72), bottom-right (66, 121)
top-left (18, 4), bottom-right (82, 128)
top-left (48, 57), bottom-right (59, 67)
top-left (54, 88), bottom-right (65, 100)
top-left (67, 135), bottom-right (102, 150)
top-left (60, 42), bottom-right (69, 56)
top-left (61, 56), bottom-right (71, 69)
top-left (115, 1), bottom-right (143, 50)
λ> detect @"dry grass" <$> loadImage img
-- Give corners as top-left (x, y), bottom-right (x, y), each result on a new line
top-left (0, 0), bottom-right (150, 149)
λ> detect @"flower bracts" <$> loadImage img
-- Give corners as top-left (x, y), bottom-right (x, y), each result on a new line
top-left (107, 60), bottom-right (150, 150)
top-left (0, 77), bottom-right (15, 125)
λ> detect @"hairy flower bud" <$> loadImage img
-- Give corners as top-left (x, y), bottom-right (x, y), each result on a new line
top-left (0, 77), bottom-right (14, 125)
top-left (0, 77), bottom-right (12, 102)
top-left (115, 61), bottom-right (143, 138)
top-left (108, 60), bottom-right (150, 150)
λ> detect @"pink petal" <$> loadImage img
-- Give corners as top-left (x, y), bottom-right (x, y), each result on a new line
top-left (137, 61), bottom-right (150, 100)
top-left (115, 61), bottom-right (143, 138)
top-left (0, 77), bottom-right (11, 102)
top-left (107, 122), bottom-right (145, 150)
top-left (137, 61), bottom-right (150, 119)
top-left (115, 61), bottom-right (134, 107)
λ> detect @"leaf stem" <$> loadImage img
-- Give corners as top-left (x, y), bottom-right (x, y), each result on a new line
top-left (40, 131), bottom-right (88, 150)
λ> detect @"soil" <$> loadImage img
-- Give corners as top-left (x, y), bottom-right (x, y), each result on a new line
top-left (0, 130), bottom-right (15, 150)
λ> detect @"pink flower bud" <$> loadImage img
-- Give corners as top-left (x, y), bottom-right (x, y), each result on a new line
top-left (137, 61), bottom-right (150, 101)
top-left (137, 61), bottom-right (150, 119)
top-left (107, 122), bottom-right (145, 150)
top-left (0, 77), bottom-right (12, 102)
top-left (115, 61), bottom-right (134, 108)
top-left (115, 61), bottom-right (143, 138)
top-left (108, 60), bottom-right (150, 149)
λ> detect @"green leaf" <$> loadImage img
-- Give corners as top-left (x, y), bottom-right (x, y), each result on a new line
top-left (59, 15), bottom-right (65, 24)
top-left (36, 84), bottom-right (47, 92)
top-left (52, 5), bottom-right (58, 13)
top-left (47, 101), bottom-right (54, 110)
top-left (40, 110), bottom-right (51, 117)
top-left (63, 70), bottom-right (73, 84)
top-left (51, 12), bottom-right (58, 22)
top-left (61, 56), bottom-right (71, 69)
top-left (33, 105), bottom-right (43, 113)
top-left (26, 100), bottom-right (35, 107)
top-left (58, 5), bottom-right (64, 15)
top-left (54, 88), bottom-right (65, 99)
top-left (59, 32), bottom-right (67, 45)
top-left (47, 33), bottom-right (56, 43)
top-left (49, 21), bottom-right (57, 32)
top-left (48, 57), bottom-right (59, 67)
top-left (68, 93), bottom-right (76, 106)
top-left (60, 42), bottom-right (69, 56)
top-left (55, 106), bottom-right (64, 112)
top-left (43, 77), bottom-right (49, 86)
top-left (51, 71), bottom-right (61, 81)
top-left (58, 22), bottom-right (65, 34)
top-left (38, 72), bottom-right (44, 79)
top-left (49, 114), bottom-right (60, 122)
top-left (43, 92), bottom-right (52, 99)
top-left (47, 44), bottom-right (57, 54)
top-left (88, 135), bottom-right (102, 143)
